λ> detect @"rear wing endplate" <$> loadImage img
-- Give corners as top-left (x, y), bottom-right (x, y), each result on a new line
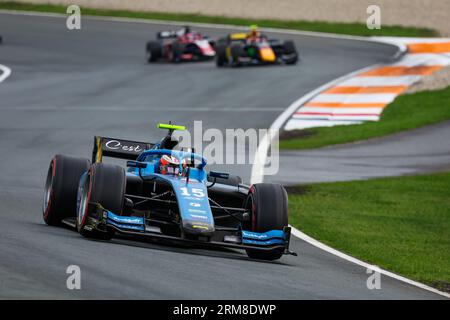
top-left (92, 136), bottom-right (154, 163)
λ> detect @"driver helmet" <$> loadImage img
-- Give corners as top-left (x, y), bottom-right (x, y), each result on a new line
top-left (249, 24), bottom-right (259, 38)
top-left (186, 32), bottom-right (195, 41)
top-left (159, 155), bottom-right (180, 175)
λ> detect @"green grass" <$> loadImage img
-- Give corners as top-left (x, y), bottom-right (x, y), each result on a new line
top-left (0, 1), bottom-right (438, 37)
top-left (288, 172), bottom-right (450, 291)
top-left (280, 86), bottom-right (450, 150)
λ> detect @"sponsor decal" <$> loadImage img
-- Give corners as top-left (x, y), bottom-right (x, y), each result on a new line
top-left (242, 231), bottom-right (268, 239)
top-left (107, 212), bottom-right (143, 224)
top-left (107, 220), bottom-right (145, 231)
top-left (104, 139), bottom-right (144, 153)
top-left (189, 214), bottom-right (208, 220)
top-left (242, 230), bottom-right (285, 240)
top-left (188, 209), bottom-right (207, 214)
top-left (182, 196), bottom-right (204, 201)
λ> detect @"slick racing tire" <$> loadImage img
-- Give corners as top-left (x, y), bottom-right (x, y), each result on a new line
top-left (215, 44), bottom-right (228, 67)
top-left (146, 41), bottom-right (162, 62)
top-left (170, 41), bottom-right (183, 63)
top-left (230, 44), bottom-right (245, 67)
top-left (77, 163), bottom-right (125, 240)
top-left (243, 183), bottom-right (288, 261)
top-left (282, 40), bottom-right (298, 65)
top-left (43, 155), bottom-right (90, 226)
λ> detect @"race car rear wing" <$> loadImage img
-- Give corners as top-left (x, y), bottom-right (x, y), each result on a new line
top-left (92, 136), bottom-right (154, 163)
top-left (157, 30), bottom-right (177, 39)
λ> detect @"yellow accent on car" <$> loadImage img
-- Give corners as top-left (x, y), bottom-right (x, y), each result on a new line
top-left (192, 225), bottom-right (209, 230)
top-left (95, 136), bottom-right (102, 163)
top-left (157, 123), bottom-right (186, 131)
top-left (259, 47), bottom-right (276, 62)
top-left (229, 33), bottom-right (247, 40)
top-left (226, 46), bottom-right (232, 60)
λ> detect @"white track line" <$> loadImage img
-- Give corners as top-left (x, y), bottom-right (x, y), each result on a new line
top-left (1, 8), bottom-right (446, 298)
top-left (290, 227), bottom-right (450, 298)
top-left (0, 64), bottom-right (11, 83)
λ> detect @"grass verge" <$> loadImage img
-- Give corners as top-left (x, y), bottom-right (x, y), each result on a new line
top-left (0, 1), bottom-right (438, 37)
top-left (287, 172), bottom-right (450, 292)
top-left (280, 86), bottom-right (450, 150)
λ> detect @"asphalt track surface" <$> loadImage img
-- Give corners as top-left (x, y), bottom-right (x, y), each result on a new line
top-left (0, 12), bottom-right (445, 299)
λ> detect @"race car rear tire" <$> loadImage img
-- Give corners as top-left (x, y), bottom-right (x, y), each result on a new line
top-left (282, 40), bottom-right (298, 65)
top-left (243, 183), bottom-right (288, 260)
top-left (43, 155), bottom-right (90, 226)
top-left (215, 44), bottom-right (228, 67)
top-left (77, 163), bottom-right (125, 240)
top-left (146, 41), bottom-right (162, 62)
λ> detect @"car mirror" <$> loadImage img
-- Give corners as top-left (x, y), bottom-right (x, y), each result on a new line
top-left (209, 171), bottom-right (229, 179)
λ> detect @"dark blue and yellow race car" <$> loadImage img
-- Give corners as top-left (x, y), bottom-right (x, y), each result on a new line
top-left (43, 123), bottom-right (295, 260)
top-left (216, 25), bottom-right (299, 67)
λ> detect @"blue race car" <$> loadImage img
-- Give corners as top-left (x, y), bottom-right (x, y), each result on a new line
top-left (43, 123), bottom-right (296, 260)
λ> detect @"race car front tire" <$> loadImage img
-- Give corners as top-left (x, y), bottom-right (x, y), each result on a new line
top-left (243, 183), bottom-right (288, 260)
top-left (282, 40), bottom-right (298, 65)
top-left (77, 162), bottom-right (125, 240)
top-left (231, 44), bottom-right (245, 67)
top-left (170, 41), bottom-right (183, 63)
top-left (43, 155), bottom-right (90, 226)
top-left (215, 44), bottom-right (228, 67)
top-left (146, 41), bottom-right (162, 62)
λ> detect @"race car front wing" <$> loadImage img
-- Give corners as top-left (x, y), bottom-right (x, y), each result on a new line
top-left (93, 206), bottom-right (297, 256)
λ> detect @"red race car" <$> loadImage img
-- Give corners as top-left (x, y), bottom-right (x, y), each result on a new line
top-left (146, 26), bottom-right (216, 63)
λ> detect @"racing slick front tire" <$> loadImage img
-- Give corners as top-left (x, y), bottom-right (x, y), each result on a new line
top-left (243, 183), bottom-right (288, 261)
top-left (215, 44), bottom-right (228, 67)
top-left (282, 40), bottom-right (298, 65)
top-left (146, 41), bottom-right (162, 62)
top-left (230, 44), bottom-right (245, 67)
top-left (76, 163), bottom-right (126, 240)
top-left (43, 155), bottom-right (90, 226)
top-left (170, 41), bottom-right (183, 63)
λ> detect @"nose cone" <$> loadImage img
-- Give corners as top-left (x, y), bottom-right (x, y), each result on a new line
top-left (183, 220), bottom-right (215, 237)
top-left (259, 47), bottom-right (276, 62)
